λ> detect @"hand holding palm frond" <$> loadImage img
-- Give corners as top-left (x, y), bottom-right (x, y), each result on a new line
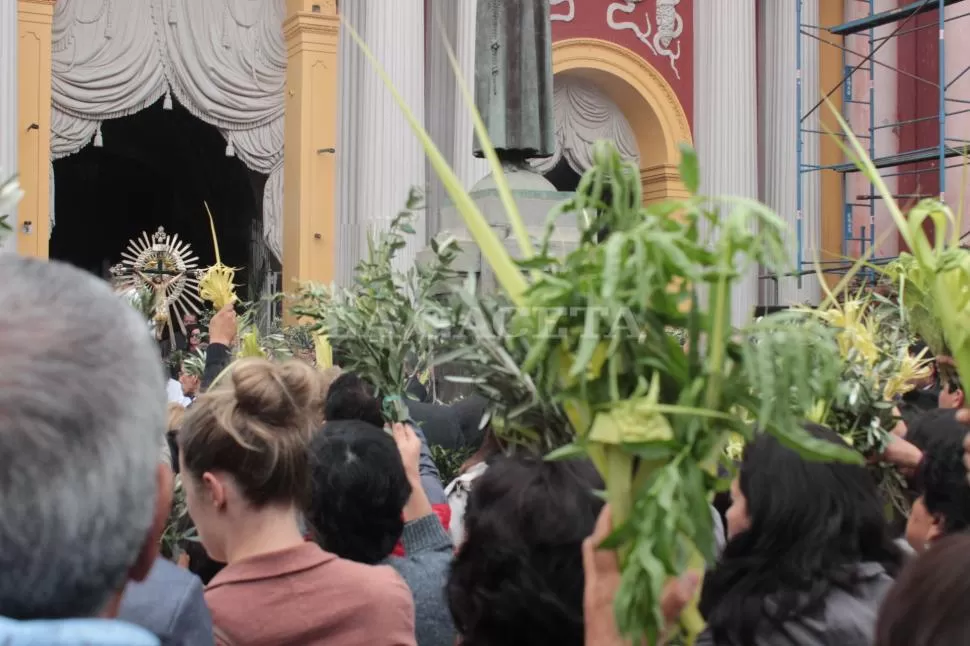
top-left (347, 21), bottom-right (856, 640)
top-left (440, 143), bottom-right (855, 644)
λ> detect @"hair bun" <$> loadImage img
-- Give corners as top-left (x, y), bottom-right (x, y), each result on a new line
top-left (231, 358), bottom-right (318, 426)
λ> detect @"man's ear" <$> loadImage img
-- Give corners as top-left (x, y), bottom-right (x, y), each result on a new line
top-left (957, 389), bottom-right (965, 409)
top-left (129, 463), bottom-right (174, 582)
top-left (927, 515), bottom-right (945, 545)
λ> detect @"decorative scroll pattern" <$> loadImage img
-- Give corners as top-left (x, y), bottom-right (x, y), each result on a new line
top-left (606, 0), bottom-right (683, 79)
top-left (550, 0), bottom-right (575, 22)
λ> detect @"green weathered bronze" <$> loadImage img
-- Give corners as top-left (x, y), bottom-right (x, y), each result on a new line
top-left (473, 0), bottom-right (556, 161)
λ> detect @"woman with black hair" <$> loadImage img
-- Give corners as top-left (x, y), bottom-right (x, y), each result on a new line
top-left (904, 409), bottom-right (970, 553)
top-left (698, 424), bottom-right (904, 646)
top-left (447, 454), bottom-right (603, 646)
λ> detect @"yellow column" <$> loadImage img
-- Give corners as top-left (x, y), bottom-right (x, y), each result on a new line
top-left (819, 1), bottom-right (844, 278)
top-left (282, 0), bottom-right (339, 302)
top-left (17, 0), bottom-right (54, 258)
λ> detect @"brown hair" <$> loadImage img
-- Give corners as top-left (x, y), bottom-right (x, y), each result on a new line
top-left (179, 358), bottom-right (322, 507)
top-left (874, 533), bottom-right (970, 646)
top-left (318, 366), bottom-right (343, 416)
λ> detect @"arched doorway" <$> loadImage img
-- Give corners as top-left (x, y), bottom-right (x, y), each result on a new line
top-left (50, 99), bottom-right (269, 299)
top-left (552, 38), bottom-right (692, 202)
top-left (534, 73), bottom-right (640, 192)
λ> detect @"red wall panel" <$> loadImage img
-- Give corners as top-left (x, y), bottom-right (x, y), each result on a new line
top-left (896, 7), bottom-right (940, 247)
top-left (551, 0), bottom-right (694, 125)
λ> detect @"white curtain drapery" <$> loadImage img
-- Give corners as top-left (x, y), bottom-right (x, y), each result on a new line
top-left (532, 76), bottom-right (640, 175)
top-left (50, 0), bottom-right (286, 259)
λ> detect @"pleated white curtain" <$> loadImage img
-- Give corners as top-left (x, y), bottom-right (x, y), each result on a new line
top-left (50, 0), bottom-right (286, 259)
top-left (531, 76), bottom-right (639, 176)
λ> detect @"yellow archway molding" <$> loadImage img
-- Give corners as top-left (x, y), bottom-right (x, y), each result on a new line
top-left (552, 38), bottom-right (692, 202)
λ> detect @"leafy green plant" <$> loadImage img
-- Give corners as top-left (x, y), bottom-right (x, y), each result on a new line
top-left (348, 19), bottom-right (857, 643)
top-left (292, 190), bottom-right (462, 421)
top-left (182, 351), bottom-right (206, 379)
top-left (826, 106), bottom-right (970, 391)
top-left (0, 174), bottom-right (22, 240)
top-left (505, 144), bottom-right (853, 643)
top-left (433, 279), bottom-right (573, 450)
top-left (801, 294), bottom-right (929, 517)
top-left (429, 444), bottom-right (475, 485)
top-left (160, 475), bottom-right (199, 562)
top-left (885, 254), bottom-right (948, 357)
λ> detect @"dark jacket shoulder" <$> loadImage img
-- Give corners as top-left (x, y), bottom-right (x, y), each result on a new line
top-left (119, 557), bottom-right (214, 646)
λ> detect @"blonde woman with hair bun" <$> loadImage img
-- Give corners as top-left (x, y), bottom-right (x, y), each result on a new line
top-left (179, 358), bottom-right (416, 646)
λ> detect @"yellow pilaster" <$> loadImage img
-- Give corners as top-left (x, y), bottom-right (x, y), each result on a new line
top-left (282, 0), bottom-right (339, 303)
top-left (17, 0), bottom-right (54, 258)
top-left (819, 1), bottom-right (844, 281)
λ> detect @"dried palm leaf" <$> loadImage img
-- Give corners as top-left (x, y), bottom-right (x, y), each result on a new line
top-left (198, 202), bottom-right (238, 310)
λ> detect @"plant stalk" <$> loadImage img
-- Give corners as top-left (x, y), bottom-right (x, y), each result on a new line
top-left (605, 447), bottom-right (634, 526)
top-left (704, 267), bottom-right (731, 411)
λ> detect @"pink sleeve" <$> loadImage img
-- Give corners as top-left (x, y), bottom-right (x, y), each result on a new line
top-left (378, 571), bottom-right (418, 646)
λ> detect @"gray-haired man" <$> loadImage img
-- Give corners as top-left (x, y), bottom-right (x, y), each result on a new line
top-left (0, 256), bottom-right (206, 645)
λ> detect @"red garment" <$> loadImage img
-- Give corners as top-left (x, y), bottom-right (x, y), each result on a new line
top-left (391, 504), bottom-right (451, 557)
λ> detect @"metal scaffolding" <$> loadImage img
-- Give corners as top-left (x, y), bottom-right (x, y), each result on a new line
top-left (797, 0), bottom-right (970, 277)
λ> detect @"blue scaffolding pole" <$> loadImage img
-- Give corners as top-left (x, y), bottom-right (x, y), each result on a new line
top-left (796, 0), bottom-right (803, 288)
top-left (796, 0), bottom-right (970, 283)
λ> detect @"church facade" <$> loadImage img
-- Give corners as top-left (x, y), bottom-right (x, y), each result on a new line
top-left (3, 1), bottom-right (902, 314)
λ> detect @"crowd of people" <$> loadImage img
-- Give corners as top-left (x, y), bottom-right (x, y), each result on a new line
top-left (3, 254), bottom-right (970, 646)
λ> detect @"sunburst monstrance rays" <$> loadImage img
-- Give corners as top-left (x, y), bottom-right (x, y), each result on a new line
top-left (110, 226), bottom-right (205, 335)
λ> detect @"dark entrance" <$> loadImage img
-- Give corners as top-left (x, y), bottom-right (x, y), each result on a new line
top-left (50, 99), bottom-right (273, 301)
top-left (543, 157), bottom-right (582, 192)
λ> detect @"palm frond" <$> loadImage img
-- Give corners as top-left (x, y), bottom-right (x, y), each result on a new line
top-left (291, 190), bottom-right (462, 420)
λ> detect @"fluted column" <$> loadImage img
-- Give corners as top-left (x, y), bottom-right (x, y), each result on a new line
top-left (356, 0), bottom-right (426, 274)
top-left (694, 1), bottom-right (760, 325)
top-left (336, 0), bottom-right (366, 285)
top-left (425, 0), bottom-right (459, 240)
top-left (0, 0), bottom-right (17, 253)
top-left (758, 0), bottom-right (821, 306)
top-left (453, 0), bottom-right (489, 190)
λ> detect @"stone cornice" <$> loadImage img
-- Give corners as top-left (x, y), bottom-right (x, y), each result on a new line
top-left (18, 0), bottom-right (56, 21)
top-left (283, 13), bottom-right (339, 42)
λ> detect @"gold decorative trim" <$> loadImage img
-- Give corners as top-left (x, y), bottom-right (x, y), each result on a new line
top-left (552, 38), bottom-right (692, 202)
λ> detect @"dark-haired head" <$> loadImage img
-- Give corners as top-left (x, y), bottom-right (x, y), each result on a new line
top-left (324, 372), bottom-right (385, 427)
top-left (306, 419), bottom-right (411, 564)
top-left (905, 409), bottom-right (970, 553)
top-left (905, 407), bottom-right (966, 452)
top-left (700, 423), bottom-right (903, 645)
top-left (447, 454), bottom-right (604, 646)
top-left (875, 533), bottom-right (970, 646)
top-left (937, 358), bottom-right (965, 409)
top-left (179, 358), bottom-right (323, 563)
